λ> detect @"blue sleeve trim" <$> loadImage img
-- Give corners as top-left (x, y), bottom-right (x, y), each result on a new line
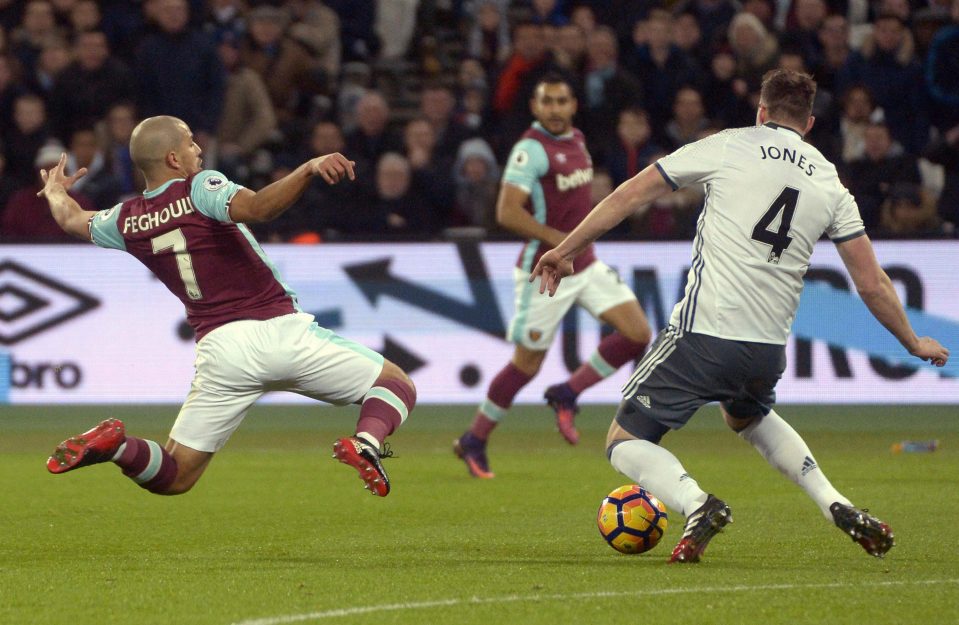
top-left (831, 229), bottom-right (866, 244)
top-left (655, 161), bottom-right (678, 191)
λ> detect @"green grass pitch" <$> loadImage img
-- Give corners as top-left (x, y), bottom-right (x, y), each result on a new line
top-left (1, 404), bottom-right (957, 625)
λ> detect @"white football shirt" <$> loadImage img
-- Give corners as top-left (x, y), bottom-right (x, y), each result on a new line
top-left (656, 123), bottom-right (865, 344)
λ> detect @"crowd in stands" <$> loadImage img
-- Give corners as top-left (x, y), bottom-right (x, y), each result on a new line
top-left (0, 0), bottom-right (956, 243)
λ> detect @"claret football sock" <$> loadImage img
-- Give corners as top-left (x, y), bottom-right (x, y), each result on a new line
top-left (470, 363), bottom-right (534, 439)
top-left (356, 378), bottom-right (416, 445)
top-left (609, 439), bottom-right (709, 516)
top-left (112, 437), bottom-right (178, 494)
top-left (738, 410), bottom-right (851, 519)
top-left (568, 333), bottom-right (647, 394)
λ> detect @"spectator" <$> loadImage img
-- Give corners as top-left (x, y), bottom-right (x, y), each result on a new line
top-left (1, 141), bottom-right (96, 242)
top-left (672, 0), bottom-right (739, 52)
top-left (215, 31), bottom-right (278, 182)
top-left (452, 137), bottom-right (499, 228)
top-left (923, 123), bottom-right (959, 228)
top-left (5, 92), bottom-right (50, 186)
top-left (662, 85), bottom-right (709, 150)
top-left (842, 121), bottom-right (922, 230)
top-left (624, 10), bottom-right (702, 131)
top-left (324, 0), bottom-right (378, 61)
top-left (9, 1), bottom-right (60, 76)
top-left (876, 181), bottom-right (952, 238)
top-left (344, 90), bottom-right (402, 173)
top-left (925, 0), bottom-right (959, 132)
top-left (581, 26), bottom-right (644, 153)
top-left (727, 12), bottom-right (780, 92)
top-left (136, 0), bottom-right (224, 144)
top-left (0, 151), bottom-right (18, 215)
top-left (68, 0), bottom-right (101, 32)
top-left (49, 30), bottom-right (134, 140)
top-left (603, 107), bottom-right (662, 187)
top-left (491, 22), bottom-right (551, 123)
top-left (241, 5), bottom-right (323, 129)
top-left (570, 4), bottom-right (597, 34)
top-left (419, 82), bottom-right (471, 163)
top-left (102, 100), bottom-right (140, 197)
top-left (702, 47), bottom-right (754, 129)
top-left (815, 14), bottom-right (851, 94)
top-left (467, 1), bottom-right (510, 72)
top-left (837, 13), bottom-right (929, 154)
top-left (672, 11), bottom-right (708, 73)
top-left (0, 55), bottom-right (25, 136)
top-left (741, 0), bottom-right (776, 29)
top-left (552, 23), bottom-right (588, 76)
top-left (287, 0), bottom-right (341, 82)
top-left (24, 34), bottom-right (70, 100)
top-left (202, 0), bottom-right (246, 45)
top-left (531, 0), bottom-right (569, 26)
top-left (372, 152), bottom-right (439, 236)
top-left (66, 126), bottom-right (121, 208)
top-left (779, 0), bottom-right (827, 71)
top-left (375, 0), bottom-right (417, 60)
top-left (831, 84), bottom-right (877, 163)
top-left (403, 116), bottom-right (455, 215)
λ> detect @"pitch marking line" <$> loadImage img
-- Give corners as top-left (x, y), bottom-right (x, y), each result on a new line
top-left (231, 577), bottom-right (959, 625)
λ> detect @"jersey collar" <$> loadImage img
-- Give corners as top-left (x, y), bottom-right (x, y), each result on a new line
top-left (763, 122), bottom-right (803, 139)
top-left (531, 121), bottom-right (575, 140)
top-left (143, 178), bottom-right (186, 199)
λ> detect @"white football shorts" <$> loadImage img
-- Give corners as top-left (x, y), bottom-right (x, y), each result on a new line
top-left (170, 312), bottom-right (384, 452)
top-left (509, 260), bottom-right (637, 350)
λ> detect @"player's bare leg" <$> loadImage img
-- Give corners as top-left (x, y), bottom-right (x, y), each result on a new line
top-left (334, 360), bottom-right (416, 496)
top-left (726, 407), bottom-right (894, 556)
top-left (455, 346), bottom-right (544, 478)
top-left (47, 419), bottom-right (206, 495)
top-left (605, 412), bottom-right (731, 563)
top-left (546, 301), bottom-right (650, 444)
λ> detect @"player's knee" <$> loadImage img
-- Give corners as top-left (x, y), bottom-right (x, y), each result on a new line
top-left (722, 407), bottom-right (760, 432)
top-left (623, 321), bottom-right (652, 345)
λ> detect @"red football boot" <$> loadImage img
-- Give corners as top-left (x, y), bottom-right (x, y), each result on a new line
top-left (47, 418), bottom-right (126, 474)
top-left (332, 437), bottom-right (393, 496)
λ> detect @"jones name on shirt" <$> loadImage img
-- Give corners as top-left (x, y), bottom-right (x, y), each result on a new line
top-left (123, 197), bottom-right (197, 234)
top-left (759, 145), bottom-right (816, 177)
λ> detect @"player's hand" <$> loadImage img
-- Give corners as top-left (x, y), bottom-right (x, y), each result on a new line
top-left (529, 249), bottom-right (574, 297)
top-left (910, 337), bottom-right (949, 367)
top-left (308, 152), bottom-right (356, 185)
top-left (36, 154), bottom-right (88, 198)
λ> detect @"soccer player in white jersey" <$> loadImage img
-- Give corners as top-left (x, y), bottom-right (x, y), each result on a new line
top-left (531, 70), bottom-right (949, 562)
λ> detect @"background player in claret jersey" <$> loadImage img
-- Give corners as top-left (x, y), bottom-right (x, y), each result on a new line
top-left (39, 115), bottom-right (416, 498)
top-left (532, 70), bottom-right (949, 561)
top-left (454, 74), bottom-right (652, 479)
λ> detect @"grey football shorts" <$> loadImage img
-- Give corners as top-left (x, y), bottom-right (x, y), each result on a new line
top-left (616, 327), bottom-right (786, 443)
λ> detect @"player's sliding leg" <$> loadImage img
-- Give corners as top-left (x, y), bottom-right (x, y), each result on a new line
top-left (334, 361), bottom-right (416, 497)
top-left (454, 347), bottom-right (544, 479)
top-left (606, 403), bottom-right (732, 564)
top-left (47, 419), bottom-right (193, 495)
top-left (727, 407), bottom-right (894, 556)
top-left (545, 300), bottom-right (650, 445)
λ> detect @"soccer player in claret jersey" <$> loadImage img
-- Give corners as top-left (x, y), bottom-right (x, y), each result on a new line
top-left (531, 69), bottom-right (949, 561)
top-left (39, 116), bottom-right (416, 497)
top-left (454, 74), bottom-right (652, 479)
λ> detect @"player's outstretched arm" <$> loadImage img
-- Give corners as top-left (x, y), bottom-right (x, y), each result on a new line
top-left (36, 153), bottom-right (97, 241)
top-left (837, 235), bottom-right (949, 366)
top-left (530, 165), bottom-right (672, 295)
top-left (229, 152), bottom-right (356, 224)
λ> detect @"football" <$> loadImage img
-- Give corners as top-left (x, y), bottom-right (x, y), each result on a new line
top-left (597, 484), bottom-right (669, 554)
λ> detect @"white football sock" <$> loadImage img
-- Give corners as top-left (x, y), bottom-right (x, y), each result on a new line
top-left (609, 439), bottom-right (709, 517)
top-left (356, 432), bottom-right (380, 449)
top-left (738, 410), bottom-right (851, 519)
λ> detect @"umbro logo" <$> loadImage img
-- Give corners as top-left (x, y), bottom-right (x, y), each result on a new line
top-left (801, 455), bottom-right (818, 476)
top-left (0, 261), bottom-right (100, 345)
top-left (637, 394), bottom-right (651, 409)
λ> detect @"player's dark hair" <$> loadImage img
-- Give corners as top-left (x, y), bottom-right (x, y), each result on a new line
top-left (760, 69), bottom-right (817, 125)
top-left (535, 72), bottom-right (574, 94)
